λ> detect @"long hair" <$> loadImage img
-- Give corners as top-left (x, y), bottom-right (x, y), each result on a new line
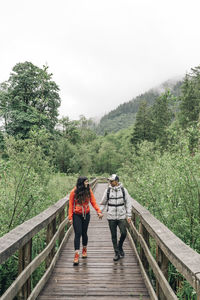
top-left (75, 176), bottom-right (91, 204)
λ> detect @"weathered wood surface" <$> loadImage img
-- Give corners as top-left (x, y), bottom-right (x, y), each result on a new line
top-left (37, 183), bottom-right (150, 300)
top-left (0, 197), bottom-right (68, 264)
top-left (131, 199), bottom-right (200, 291)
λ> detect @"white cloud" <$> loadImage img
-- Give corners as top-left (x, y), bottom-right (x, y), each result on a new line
top-left (1, 0), bottom-right (200, 120)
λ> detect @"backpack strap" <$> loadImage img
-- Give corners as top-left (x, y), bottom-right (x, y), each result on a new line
top-left (121, 186), bottom-right (125, 202)
top-left (107, 187), bottom-right (111, 201)
top-left (106, 187), bottom-right (110, 211)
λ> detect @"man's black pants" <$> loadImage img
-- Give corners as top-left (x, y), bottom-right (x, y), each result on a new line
top-left (108, 219), bottom-right (127, 253)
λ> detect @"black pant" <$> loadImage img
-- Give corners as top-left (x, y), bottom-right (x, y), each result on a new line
top-left (73, 213), bottom-right (90, 250)
top-left (108, 219), bottom-right (127, 253)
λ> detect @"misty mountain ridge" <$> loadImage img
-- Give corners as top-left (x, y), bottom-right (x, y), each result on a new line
top-left (95, 76), bottom-right (183, 134)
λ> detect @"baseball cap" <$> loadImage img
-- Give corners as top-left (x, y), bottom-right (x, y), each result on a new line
top-left (108, 174), bottom-right (119, 181)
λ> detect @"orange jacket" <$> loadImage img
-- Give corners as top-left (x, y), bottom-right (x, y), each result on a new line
top-left (68, 187), bottom-right (101, 220)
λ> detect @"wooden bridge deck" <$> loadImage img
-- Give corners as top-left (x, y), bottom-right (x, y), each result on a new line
top-left (37, 183), bottom-right (150, 300)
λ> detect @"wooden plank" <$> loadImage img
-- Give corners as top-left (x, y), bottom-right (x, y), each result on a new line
top-left (37, 183), bottom-right (150, 299)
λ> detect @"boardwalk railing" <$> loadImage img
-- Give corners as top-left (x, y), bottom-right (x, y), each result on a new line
top-left (1, 178), bottom-right (200, 300)
top-left (0, 179), bottom-right (98, 300)
top-left (127, 197), bottom-right (200, 300)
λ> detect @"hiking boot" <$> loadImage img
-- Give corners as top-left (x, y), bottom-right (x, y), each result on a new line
top-left (119, 248), bottom-right (125, 258)
top-left (73, 252), bottom-right (79, 266)
top-left (82, 246), bottom-right (87, 258)
top-left (113, 251), bottom-right (120, 261)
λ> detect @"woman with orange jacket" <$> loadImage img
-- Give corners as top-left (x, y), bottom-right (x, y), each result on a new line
top-left (68, 176), bottom-right (103, 265)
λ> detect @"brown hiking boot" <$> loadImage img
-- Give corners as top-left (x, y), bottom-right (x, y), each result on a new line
top-left (73, 252), bottom-right (79, 266)
top-left (82, 246), bottom-right (87, 258)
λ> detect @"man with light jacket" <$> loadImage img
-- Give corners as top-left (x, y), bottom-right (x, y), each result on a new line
top-left (100, 174), bottom-right (132, 261)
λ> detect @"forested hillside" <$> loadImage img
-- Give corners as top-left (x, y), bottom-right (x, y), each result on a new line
top-left (96, 79), bottom-right (182, 134)
top-left (0, 62), bottom-right (200, 299)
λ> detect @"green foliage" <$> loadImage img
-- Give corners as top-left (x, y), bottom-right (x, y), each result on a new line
top-left (130, 91), bottom-right (175, 152)
top-left (94, 134), bottom-right (124, 174)
top-left (0, 62), bottom-right (61, 137)
top-left (131, 101), bottom-right (153, 148)
top-left (53, 138), bottom-right (78, 173)
top-left (0, 135), bottom-right (52, 234)
top-left (0, 256), bottom-right (18, 296)
top-left (96, 80), bottom-right (182, 135)
top-left (179, 66), bottom-right (200, 128)
top-left (119, 136), bottom-right (200, 251)
top-left (151, 91), bottom-right (175, 142)
top-left (57, 117), bottom-right (81, 144)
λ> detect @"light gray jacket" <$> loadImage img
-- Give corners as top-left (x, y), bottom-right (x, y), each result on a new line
top-left (100, 183), bottom-right (132, 220)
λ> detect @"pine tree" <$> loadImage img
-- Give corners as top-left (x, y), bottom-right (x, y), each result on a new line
top-left (131, 101), bottom-right (153, 147)
top-left (179, 66), bottom-right (200, 128)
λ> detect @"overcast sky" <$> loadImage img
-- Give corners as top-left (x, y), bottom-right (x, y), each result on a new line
top-left (1, 0), bottom-right (200, 120)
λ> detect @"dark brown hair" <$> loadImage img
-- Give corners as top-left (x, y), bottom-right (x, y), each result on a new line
top-left (75, 176), bottom-right (91, 204)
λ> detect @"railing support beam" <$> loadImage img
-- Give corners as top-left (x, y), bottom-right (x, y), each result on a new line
top-left (45, 217), bottom-right (56, 269)
top-left (59, 208), bottom-right (65, 245)
top-left (18, 239), bottom-right (32, 300)
top-left (156, 245), bottom-right (169, 300)
top-left (139, 222), bottom-right (149, 274)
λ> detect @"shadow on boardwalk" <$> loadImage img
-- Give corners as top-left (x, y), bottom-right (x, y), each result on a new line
top-left (37, 183), bottom-right (150, 300)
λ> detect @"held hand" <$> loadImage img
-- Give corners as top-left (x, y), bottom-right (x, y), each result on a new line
top-left (98, 213), bottom-right (103, 219)
top-left (69, 219), bottom-right (73, 225)
top-left (127, 217), bottom-right (131, 224)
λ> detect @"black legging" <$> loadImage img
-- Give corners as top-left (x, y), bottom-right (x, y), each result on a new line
top-left (73, 213), bottom-right (90, 250)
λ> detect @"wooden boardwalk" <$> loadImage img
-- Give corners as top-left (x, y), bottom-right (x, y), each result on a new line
top-left (37, 183), bottom-right (150, 300)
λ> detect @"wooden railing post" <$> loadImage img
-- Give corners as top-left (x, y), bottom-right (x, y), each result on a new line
top-left (45, 217), bottom-right (56, 269)
top-left (196, 277), bottom-right (200, 300)
top-left (18, 239), bottom-right (32, 300)
top-left (156, 245), bottom-right (169, 300)
top-left (139, 222), bottom-right (149, 274)
top-left (131, 211), bottom-right (137, 244)
top-left (132, 210), bottom-right (136, 227)
top-left (59, 208), bottom-right (65, 245)
top-left (197, 291), bottom-right (200, 300)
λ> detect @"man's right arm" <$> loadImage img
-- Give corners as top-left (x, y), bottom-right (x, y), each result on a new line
top-left (100, 189), bottom-right (108, 212)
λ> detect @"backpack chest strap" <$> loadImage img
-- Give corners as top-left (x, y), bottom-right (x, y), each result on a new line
top-left (108, 203), bottom-right (125, 207)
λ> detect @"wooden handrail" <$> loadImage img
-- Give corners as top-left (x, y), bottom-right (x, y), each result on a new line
top-left (0, 196), bottom-right (68, 265)
top-left (0, 178), bottom-right (98, 300)
top-left (128, 198), bottom-right (200, 300)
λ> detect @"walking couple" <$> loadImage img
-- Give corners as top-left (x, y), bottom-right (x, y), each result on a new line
top-left (68, 174), bottom-right (132, 265)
